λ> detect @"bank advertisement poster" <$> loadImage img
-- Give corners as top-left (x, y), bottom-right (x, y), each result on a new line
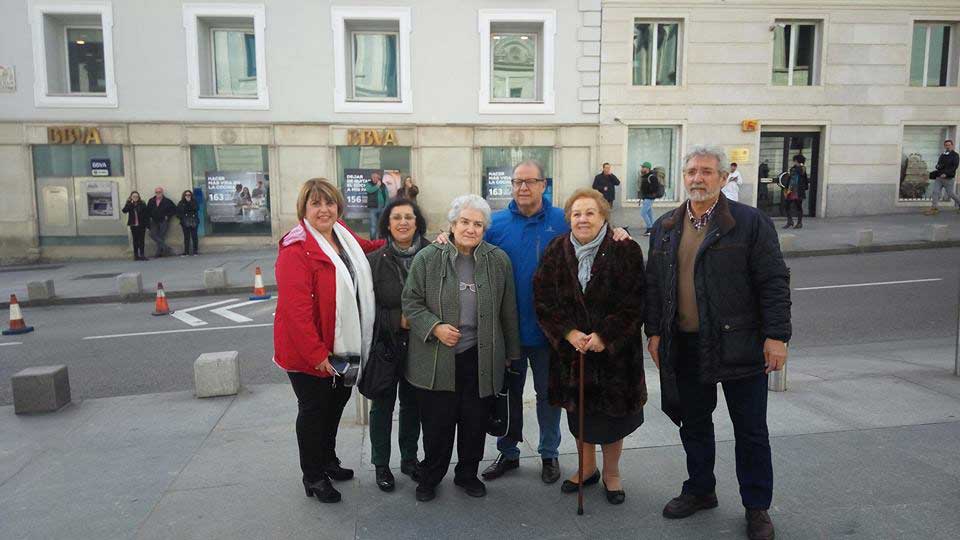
top-left (204, 171), bottom-right (269, 223)
top-left (343, 168), bottom-right (397, 218)
top-left (483, 166), bottom-right (554, 209)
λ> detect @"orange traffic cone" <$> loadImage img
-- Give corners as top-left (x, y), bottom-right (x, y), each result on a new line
top-left (3, 295), bottom-right (34, 335)
top-left (249, 266), bottom-right (271, 300)
top-left (152, 282), bottom-right (173, 316)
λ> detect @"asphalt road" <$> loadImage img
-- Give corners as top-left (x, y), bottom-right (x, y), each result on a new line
top-left (0, 248), bottom-right (957, 405)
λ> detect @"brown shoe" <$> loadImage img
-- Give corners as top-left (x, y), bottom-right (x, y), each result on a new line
top-left (923, 207), bottom-right (939, 216)
top-left (662, 492), bottom-right (719, 519)
top-left (745, 509), bottom-right (775, 540)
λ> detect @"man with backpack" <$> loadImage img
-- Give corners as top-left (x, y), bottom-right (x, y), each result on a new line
top-left (639, 161), bottom-right (662, 236)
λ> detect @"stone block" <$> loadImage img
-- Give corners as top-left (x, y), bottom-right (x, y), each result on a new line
top-left (578, 27), bottom-right (601, 42)
top-left (27, 279), bottom-right (55, 301)
top-left (582, 10), bottom-right (601, 27)
top-left (12, 365), bottom-right (71, 414)
top-left (768, 367), bottom-right (787, 392)
top-left (581, 101), bottom-right (600, 114)
top-left (578, 0), bottom-right (601, 11)
top-left (778, 233), bottom-right (796, 251)
top-left (582, 41), bottom-right (601, 57)
top-left (194, 351), bottom-right (241, 398)
top-left (116, 272), bottom-right (143, 298)
top-left (203, 268), bottom-right (228, 291)
top-left (930, 224), bottom-right (948, 242)
top-left (857, 229), bottom-right (873, 247)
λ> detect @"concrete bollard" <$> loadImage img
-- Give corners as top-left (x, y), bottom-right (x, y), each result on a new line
top-left (768, 367), bottom-right (787, 392)
top-left (930, 224), bottom-right (948, 242)
top-left (857, 229), bottom-right (873, 248)
top-left (27, 280), bottom-right (56, 301)
top-left (203, 268), bottom-right (228, 291)
top-left (778, 233), bottom-right (796, 252)
top-left (194, 351), bottom-right (241, 398)
top-left (12, 365), bottom-right (71, 414)
top-left (116, 272), bottom-right (143, 299)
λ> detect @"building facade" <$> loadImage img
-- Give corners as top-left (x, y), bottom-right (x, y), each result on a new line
top-left (0, 0), bottom-right (958, 263)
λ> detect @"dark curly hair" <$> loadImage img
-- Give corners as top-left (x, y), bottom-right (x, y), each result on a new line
top-left (378, 198), bottom-right (428, 240)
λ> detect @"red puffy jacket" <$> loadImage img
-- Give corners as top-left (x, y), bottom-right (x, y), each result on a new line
top-left (272, 220), bottom-right (384, 377)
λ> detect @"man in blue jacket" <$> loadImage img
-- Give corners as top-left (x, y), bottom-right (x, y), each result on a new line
top-left (479, 160), bottom-right (631, 485)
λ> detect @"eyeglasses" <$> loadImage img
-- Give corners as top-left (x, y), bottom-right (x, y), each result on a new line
top-left (459, 282), bottom-right (477, 293)
top-left (511, 178), bottom-right (544, 188)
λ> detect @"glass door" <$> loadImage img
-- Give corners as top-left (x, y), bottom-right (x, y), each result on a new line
top-left (757, 132), bottom-right (820, 217)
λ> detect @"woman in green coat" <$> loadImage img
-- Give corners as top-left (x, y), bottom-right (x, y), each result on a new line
top-left (402, 194), bottom-right (522, 503)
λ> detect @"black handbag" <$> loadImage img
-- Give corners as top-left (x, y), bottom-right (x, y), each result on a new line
top-left (358, 307), bottom-right (406, 399)
top-left (487, 367), bottom-right (523, 441)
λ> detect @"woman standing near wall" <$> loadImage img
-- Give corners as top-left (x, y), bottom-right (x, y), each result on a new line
top-left (122, 191), bottom-right (148, 261)
top-left (177, 190), bottom-right (199, 256)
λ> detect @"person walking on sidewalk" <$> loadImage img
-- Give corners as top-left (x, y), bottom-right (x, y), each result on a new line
top-left (402, 194), bottom-right (522, 502)
top-left (721, 163), bottom-right (742, 203)
top-left (122, 191), bottom-right (148, 261)
top-left (533, 188), bottom-right (647, 505)
top-left (592, 163), bottom-right (621, 207)
top-left (639, 161), bottom-right (660, 236)
top-left (366, 172), bottom-right (389, 239)
top-left (145, 187), bottom-right (177, 257)
top-left (176, 190), bottom-right (199, 256)
top-left (274, 178), bottom-right (384, 504)
top-left (782, 156), bottom-right (808, 229)
top-left (367, 199), bottom-right (430, 492)
top-left (923, 139), bottom-right (960, 215)
top-left (645, 145), bottom-right (791, 540)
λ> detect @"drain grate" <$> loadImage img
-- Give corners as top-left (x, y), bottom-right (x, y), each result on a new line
top-left (74, 272), bottom-right (122, 280)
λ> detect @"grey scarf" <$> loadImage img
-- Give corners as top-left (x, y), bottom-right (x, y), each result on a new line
top-left (388, 234), bottom-right (422, 272)
top-left (570, 224), bottom-right (608, 292)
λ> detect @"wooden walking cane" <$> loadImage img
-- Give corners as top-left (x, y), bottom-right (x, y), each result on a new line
top-left (577, 350), bottom-right (585, 516)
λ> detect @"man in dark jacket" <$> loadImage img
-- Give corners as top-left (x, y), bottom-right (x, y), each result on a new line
top-left (645, 145), bottom-right (790, 540)
top-left (145, 187), bottom-right (177, 257)
top-left (924, 139), bottom-right (960, 215)
top-left (592, 162), bottom-right (621, 206)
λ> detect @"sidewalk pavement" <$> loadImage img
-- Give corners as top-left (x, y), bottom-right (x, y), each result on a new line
top-left (2, 338), bottom-right (959, 539)
top-left (1, 211), bottom-right (959, 307)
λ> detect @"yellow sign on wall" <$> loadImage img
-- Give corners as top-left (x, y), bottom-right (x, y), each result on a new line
top-left (47, 127), bottom-right (102, 145)
top-left (741, 120), bottom-right (759, 132)
top-left (347, 129), bottom-right (398, 146)
top-left (729, 148), bottom-right (750, 164)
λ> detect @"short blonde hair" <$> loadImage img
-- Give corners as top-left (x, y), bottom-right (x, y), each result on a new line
top-left (296, 178), bottom-right (344, 221)
top-left (563, 188), bottom-right (610, 222)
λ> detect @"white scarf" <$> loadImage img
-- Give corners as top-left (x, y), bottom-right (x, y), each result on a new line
top-left (304, 221), bottom-right (376, 371)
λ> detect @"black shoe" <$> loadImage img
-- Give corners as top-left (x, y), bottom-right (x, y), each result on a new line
top-left (415, 484), bottom-right (436, 502)
top-left (541, 458), bottom-right (561, 484)
top-left (375, 466), bottom-right (395, 492)
top-left (603, 479), bottom-right (626, 505)
top-left (454, 477), bottom-right (487, 498)
top-left (662, 492), bottom-right (719, 519)
top-left (746, 509), bottom-right (775, 540)
top-left (400, 458), bottom-right (419, 479)
top-left (303, 476), bottom-right (341, 503)
top-left (560, 469), bottom-right (600, 493)
top-left (323, 459), bottom-right (354, 481)
top-left (782, 222), bottom-right (793, 229)
top-left (481, 454), bottom-right (519, 480)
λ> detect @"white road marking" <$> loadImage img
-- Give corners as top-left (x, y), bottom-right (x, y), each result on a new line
top-left (794, 278), bottom-right (942, 291)
top-left (170, 298), bottom-right (238, 327)
top-left (0, 342), bottom-right (23, 347)
top-left (83, 323), bottom-right (273, 340)
top-left (210, 297), bottom-right (276, 323)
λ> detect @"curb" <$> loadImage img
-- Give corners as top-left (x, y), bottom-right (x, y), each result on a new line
top-left (781, 239), bottom-right (960, 259)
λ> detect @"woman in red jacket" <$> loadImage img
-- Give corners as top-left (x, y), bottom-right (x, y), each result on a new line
top-left (274, 178), bottom-right (384, 503)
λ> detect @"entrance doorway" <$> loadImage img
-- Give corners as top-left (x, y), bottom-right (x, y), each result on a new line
top-left (757, 132), bottom-right (820, 218)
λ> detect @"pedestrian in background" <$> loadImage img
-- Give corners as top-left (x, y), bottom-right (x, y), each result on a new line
top-left (274, 178), bottom-right (384, 504)
top-left (177, 190), bottom-right (199, 256)
top-left (122, 190), bottom-right (148, 261)
top-left (366, 172), bottom-right (389, 239)
top-left (722, 163), bottom-right (742, 203)
top-left (592, 162), bottom-right (621, 206)
top-left (367, 198), bottom-right (430, 492)
top-left (783, 156), bottom-right (807, 229)
top-left (145, 187), bottom-right (177, 258)
top-left (923, 139), bottom-right (960, 215)
top-left (638, 161), bottom-right (659, 236)
top-left (397, 175), bottom-right (420, 204)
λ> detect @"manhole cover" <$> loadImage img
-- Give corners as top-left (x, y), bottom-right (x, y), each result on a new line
top-left (74, 273), bottom-right (122, 280)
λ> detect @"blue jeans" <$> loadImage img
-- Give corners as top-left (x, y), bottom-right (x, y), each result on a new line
top-left (641, 198), bottom-right (655, 229)
top-left (368, 208), bottom-right (383, 239)
top-left (497, 345), bottom-right (562, 460)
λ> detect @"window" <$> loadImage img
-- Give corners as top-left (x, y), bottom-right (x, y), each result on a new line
top-left (183, 4), bottom-right (268, 110)
top-left (332, 7), bottom-right (412, 113)
top-left (479, 10), bottom-right (556, 114)
top-left (633, 20), bottom-right (681, 86)
top-left (772, 21), bottom-right (820, 86)
top-left (32, 144), bottom-right (124, 177)
top-left (626, 127), bottom-right (679, 202)
top-left (900, 126), bottom-right (956, 201)
top-left (190, 145), bottom-right (271, 236)
top-left (29, 2), bottom-right (117, 107)
top-left (481, 147), bottom-right (554, 210)
top-left (336, 146), bottom-right (411, 234)
top-left (911, 23), bottom-right (958, 87)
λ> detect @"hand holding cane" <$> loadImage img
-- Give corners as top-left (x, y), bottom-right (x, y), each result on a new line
top-left (577, 350), bottom-right (585, 516)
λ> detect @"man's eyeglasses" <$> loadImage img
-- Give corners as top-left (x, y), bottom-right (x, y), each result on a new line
top-left (459, 282), bottom-right (477, 293)
top-left (511, 178), bottom-right (544, 188)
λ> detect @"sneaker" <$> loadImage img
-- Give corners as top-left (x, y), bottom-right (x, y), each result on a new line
top-left (481, 453), bottom-right (519, 480)
top-left (662, 492), bottom-right (719, 519)
top-left (745, 509), bottom-right (775, 540)
top-left (453, 477), bottom-right (487, 498)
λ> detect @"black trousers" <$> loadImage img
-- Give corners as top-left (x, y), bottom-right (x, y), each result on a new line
top-left (675, 333), bottom-right (773, 510)
top-left (785, 198), bottom-right (803, 224)
top-left (129, 226), bottom-right (146, 257)
top-left (181, 226), bottom-right (198, 254)
top-left (288, 372), bottom-right (352, 482)
top-left (416, 346), bottom-right (491, 487)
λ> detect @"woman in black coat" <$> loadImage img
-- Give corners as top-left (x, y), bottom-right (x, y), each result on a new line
top-left (366, 198), bottom-right (429, 492)
top-left (533, 188), bottom-right (647, 505)
top-left (121, 191), bottom-right (148, 260)
top-left (177, 190), bottom-right (200, 256)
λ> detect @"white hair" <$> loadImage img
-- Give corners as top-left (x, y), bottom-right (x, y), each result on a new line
top-left (447, 194), bottom-right (492, 227)
top-left (682, 145), bottom-right (730, 176)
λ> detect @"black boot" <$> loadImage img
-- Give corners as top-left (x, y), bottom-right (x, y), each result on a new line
top-left (323, 459), bottom-right (354, 481)
top-left (303, 475), bottom-right (341, 503)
